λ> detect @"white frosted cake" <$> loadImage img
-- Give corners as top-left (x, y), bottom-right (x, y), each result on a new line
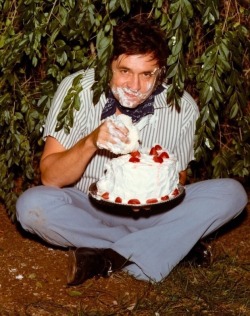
top-left (95, 145), bottom-right (180, 205)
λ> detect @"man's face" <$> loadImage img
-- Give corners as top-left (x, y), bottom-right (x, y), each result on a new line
top-left (110, 54), bottom-right (160, 109)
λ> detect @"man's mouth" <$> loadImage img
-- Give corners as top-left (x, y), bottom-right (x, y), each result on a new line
top-left (124, 92), bottom-right (138, 100)
top-left (112, 86), bottom-right (148, 108)
top-left (123, 88), bottom-right (145, 100)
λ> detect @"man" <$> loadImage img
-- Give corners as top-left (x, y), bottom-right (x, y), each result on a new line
top-left (16, 18), bottom-right (247, 285)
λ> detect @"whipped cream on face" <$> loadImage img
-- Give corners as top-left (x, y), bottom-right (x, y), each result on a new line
top-left (96, 146), bottom-right (180, 205)
top-left (111, 80), bottom-right (156, 108)
top-left (97, 114), bottom-right (139, 154)
top-left (111, 87), bottom-right (148, 108)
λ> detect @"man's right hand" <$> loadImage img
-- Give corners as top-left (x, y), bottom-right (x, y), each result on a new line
top-left (94, 118), bottom-right (129, 151)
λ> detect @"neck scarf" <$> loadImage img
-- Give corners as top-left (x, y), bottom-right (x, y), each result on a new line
top-left (101, 85), bottom-right (164, 123)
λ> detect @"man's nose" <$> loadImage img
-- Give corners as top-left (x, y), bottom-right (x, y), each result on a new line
top-left (127, 74), bottom-right (141, 91)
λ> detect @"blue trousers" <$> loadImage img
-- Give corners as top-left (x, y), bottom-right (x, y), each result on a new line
top-left (16, 179), bottom-right (247, 282)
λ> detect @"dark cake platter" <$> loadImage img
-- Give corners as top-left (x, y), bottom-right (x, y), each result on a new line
top-left (89, 182), bottom-right (185, 210)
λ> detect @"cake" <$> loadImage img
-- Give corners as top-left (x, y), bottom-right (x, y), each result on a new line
top-left (95, 145), bottom-right (180, 205)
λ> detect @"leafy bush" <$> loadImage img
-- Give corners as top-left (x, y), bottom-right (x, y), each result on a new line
top-left (0, 0), bottom-right (249, 218)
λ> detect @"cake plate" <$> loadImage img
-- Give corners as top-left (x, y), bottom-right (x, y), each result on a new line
top-left (88, 182), bottom-right (185, 210)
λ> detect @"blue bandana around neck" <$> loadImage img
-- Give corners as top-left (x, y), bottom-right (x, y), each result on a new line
top-left (101, 85), bottom-right (165, 123)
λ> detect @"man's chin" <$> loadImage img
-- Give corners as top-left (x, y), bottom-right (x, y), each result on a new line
top-left (120, 99), bottom-right (145, 109)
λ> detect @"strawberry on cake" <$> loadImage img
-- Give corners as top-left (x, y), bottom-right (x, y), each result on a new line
top-left (95, 145), bottom-right (180, 206)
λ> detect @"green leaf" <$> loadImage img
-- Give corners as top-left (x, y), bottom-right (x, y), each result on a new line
top-left (201, 105), bottom-right (210, 124)
top-left (108, 0), bottom-right (121, 13)
top-left (68, 290), bottom-right (82, 297)
top-left (172, 34), bottom-right (183, 56)
top-left (155, 0), bottom-right (163, 9)
top-left (50, 28), bottom-right (61, 44)
top-left (169, 1), bottom-right (180, 14)
top-left (167, 54), bottom-right (179, 66)
top-left (219, 57), bottom-right (231, 71)
top-left (120, 0), bottom-right (131, 14)
top-left (73, 94), bottom-right (80, 111)
top-left (200, 84), bottom-right (213, 104)
top-left (203, 53), bottom-right (217, 71)
top-left (166, 63), bottom-right (178, 78)
top-left (219, 40), bottom-right (229, 59)
top-left (183, 0), bottom-right (193, 18)
top-left (212, 74), bottom-right (224, 93)
top-left (232, 160), bottom-right (249, 177)
top-left (204, 136), bottom-right (214, 150)
top-left (57, 51), bottom-right (68, 66)
top-left (208, 104), bottom-right (218, 127)
top-left (172, 11), bottom-right (182, 30)
top-left (154, 7), bottom-right (162, 19)
top-left (229, 103), bottom-right (239, 119)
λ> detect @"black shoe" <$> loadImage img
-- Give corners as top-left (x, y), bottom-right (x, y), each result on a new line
top-left (183, 241), bottom-right (213, 267)
top-left (67, 247), bottom-right (131, 286)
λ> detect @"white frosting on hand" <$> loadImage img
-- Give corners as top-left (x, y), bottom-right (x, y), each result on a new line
top-left (97, 114), bottom-right (139, 154)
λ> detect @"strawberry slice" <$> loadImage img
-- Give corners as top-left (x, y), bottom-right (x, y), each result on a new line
top-left (101, 192), bottom-right (109, 199)
top-left (115, 197), bottom-right (122, 203)
top-left (129, 157), bottom-right (140, 163)
top-left (161, 195), bottom-right (169, 201)
top-left (128, 199), bottom-right (141, 205)
top-left (153, 156), bottom-right (163, 163)
top-left (172, 188), bottom-right (179, 196)
top-left (130, 151), bottom-right (141, 158)
top-left (154, 144), bottom-right (162, 151)
top-left (149, 147), bottom-right (158, 155)
top-left (159, 151), bottom-right (169, 159)
top-left (146, 198), bottom-right (158, 204)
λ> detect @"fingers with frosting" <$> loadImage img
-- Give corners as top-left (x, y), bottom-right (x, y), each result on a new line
top-left (97, 114), bottom-right (139, 154)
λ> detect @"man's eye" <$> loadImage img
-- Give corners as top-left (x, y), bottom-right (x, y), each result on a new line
top-left (143, 73), bottom-right (153, 78)
top-left (120, 69), bottom-right (129, 74)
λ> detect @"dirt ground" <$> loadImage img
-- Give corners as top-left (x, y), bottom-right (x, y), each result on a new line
top-left (0, 186), bottom-right (249, 315)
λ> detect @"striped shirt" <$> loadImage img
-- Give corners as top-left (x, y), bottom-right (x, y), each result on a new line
top-left (43, 68), bottom-right (199, 193)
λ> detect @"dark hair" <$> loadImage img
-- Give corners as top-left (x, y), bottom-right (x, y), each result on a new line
top-left (112, 17), bottom-right (168, 83)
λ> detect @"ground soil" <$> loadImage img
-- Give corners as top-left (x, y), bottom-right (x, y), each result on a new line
top-left (0, 186), bottom-right (249, 315)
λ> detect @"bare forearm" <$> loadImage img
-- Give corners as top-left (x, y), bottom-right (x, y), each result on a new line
top-left (40, 136), bottom-right (97, 188)
top-left (40, 117), bottom-right (129, 188)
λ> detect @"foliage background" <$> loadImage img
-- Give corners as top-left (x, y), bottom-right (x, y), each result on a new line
top-left (0, 0), bottom-right (249, 218)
